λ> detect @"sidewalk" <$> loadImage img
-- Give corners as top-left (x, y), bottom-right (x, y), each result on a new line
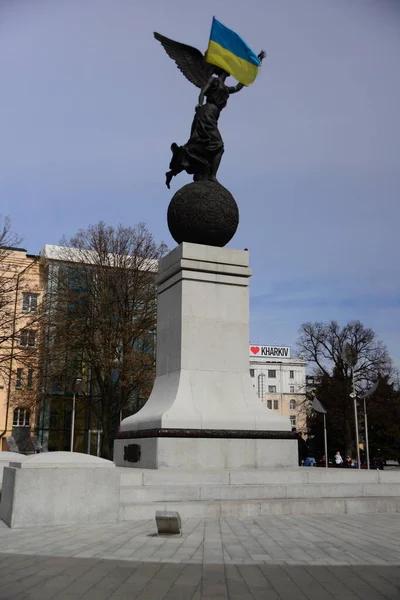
top-left (1, 514), bottom-right (399, 599)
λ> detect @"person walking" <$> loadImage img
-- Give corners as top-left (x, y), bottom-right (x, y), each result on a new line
top-left (335, 451), bottom-right (343, 467)
top-left (303, 436), bottom-right (316, 467)
top-left (292, 427), bottom-right (308, 466)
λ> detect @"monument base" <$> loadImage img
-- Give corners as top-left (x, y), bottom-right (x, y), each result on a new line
top-left (115, 243), bottom-right (296, 470)
top-left (114, 434), bottom-right (297, 470)
top-left (0, 452), bottom-right (119, 528)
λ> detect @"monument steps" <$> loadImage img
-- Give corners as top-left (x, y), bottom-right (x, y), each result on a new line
top-left (120, 482), bottom-right (400, 504)
top-left (117, 468), bottom-right (400, 520)
top-left (119, 497), bottom-right (400, 520)
top-left (118, 467), bottom-right (399, 486)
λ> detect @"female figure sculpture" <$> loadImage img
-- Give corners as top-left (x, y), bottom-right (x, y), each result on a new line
top-left (154, 32), bottom-right (265, 188)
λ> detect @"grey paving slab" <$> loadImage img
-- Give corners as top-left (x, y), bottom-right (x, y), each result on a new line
top-left (0, 515), bottom-right (400, 598)
top-left (1, 514), bottom-right (400, 566)
top-left (236, 564), bottom-right (280, 599)
top-left (0, 558), bottom-right (398, 600)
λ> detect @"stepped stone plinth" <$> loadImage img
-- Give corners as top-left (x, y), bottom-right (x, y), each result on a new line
top-left (114, 243), bottom-right (297, 470)
top-left (117, 467), bottom-right (400, 520)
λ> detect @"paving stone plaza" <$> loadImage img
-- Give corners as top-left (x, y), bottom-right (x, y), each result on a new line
top-left (1, 513), bottom-right (400, 599)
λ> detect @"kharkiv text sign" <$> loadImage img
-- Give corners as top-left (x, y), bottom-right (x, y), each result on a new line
top-left (249, 345), bottom-right (291, 358)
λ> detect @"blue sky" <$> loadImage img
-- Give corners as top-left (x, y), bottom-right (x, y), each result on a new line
top-left (1, 0), bottom-right (399, 365)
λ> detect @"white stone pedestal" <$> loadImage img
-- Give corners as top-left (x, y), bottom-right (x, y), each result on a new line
top-left (0, 452), bottom-right (27, 489)
top-left (114, 243), bottom-right (296, 469)
top-left (0, 452), bottom-right (120, 528)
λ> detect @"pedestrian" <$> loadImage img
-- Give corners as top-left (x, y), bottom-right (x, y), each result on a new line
top-left (335, 451), bottom-right (343, 467)
top-left (292, 427), bottom-right (308, 466)
top-left (372, 456), bottom-right (384, 470)
top-left (303, 436), bottom-right (316, 467)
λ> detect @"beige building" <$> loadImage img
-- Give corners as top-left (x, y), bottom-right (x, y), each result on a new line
top-left (0, 247), bottom-right (41, 451)
top-left (249, 345), bottom-right (307, 433)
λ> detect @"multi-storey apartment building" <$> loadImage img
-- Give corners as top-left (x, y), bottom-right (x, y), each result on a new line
top-left (37, 244), bottom-right (158, 455)
top-left (1, 242), bottom-right (158, 455)
top-left (0, 247), bottom-right (41, 451)
top-left (249, 344), bottom-right (307, 433)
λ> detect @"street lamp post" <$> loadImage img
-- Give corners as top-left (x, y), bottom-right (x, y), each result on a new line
top-left (312, 398), bottom-right (328, 468)
top-left (359, 380), bottom-right (379, 471)
top-left (323, 412), bottom-right (328, 468)
top-left (70, 377), bottom-right (83, 452)
top-left (342, 343), bottom-right (360, 469)
top-left (351, 367), bottom-right (361, 470)
top-left (363, 395), bottom-right (369, 469)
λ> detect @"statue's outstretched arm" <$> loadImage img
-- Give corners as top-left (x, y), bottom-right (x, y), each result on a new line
top-left (197, 77), bottom-right (214, 107)
top-left (228, 51), bottom-right (266, 94)
top-left (228, 83), bottom-right (245, 95)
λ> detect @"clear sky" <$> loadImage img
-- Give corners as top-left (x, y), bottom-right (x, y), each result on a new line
top-left (1, 0), bottom-right (399, 365)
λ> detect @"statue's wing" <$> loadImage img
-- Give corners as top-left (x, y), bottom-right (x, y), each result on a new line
top-left (154, 32), bottom-right (213, 88)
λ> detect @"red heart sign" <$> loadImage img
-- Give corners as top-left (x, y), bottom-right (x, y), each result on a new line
top-left (250, 346), bottom-right (260, 355)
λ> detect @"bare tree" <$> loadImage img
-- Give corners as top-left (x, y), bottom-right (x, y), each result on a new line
top-left (298, 320), bottom-right (392, 384)
top-left (297, 320), bottom-right (393, 456)
top-left (0, 216), bottom-right (21, 251)
top-left (40, 222), bottom-right (167, 459)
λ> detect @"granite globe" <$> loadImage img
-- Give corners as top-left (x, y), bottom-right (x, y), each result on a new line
top-left (167, 181), bottom-right (239, 247)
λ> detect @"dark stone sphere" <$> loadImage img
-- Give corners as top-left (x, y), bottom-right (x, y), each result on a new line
top-left (167, 181), bottom-right (239, 247)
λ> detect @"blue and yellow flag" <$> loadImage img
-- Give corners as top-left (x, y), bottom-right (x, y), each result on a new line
top-left (205, 18), bottom-right (261, 86)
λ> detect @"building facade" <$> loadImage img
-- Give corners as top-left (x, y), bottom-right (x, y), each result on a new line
top-left (37, 244), bottom-right (157, 455)
top-left (1, 242), bottom-right (158, 455)
top-left (0, 248), bottom-right (42, 451)
top-left (249, 345), bottom-right (307, 433)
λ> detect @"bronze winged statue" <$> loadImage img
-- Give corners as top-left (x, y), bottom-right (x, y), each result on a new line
top-left (154, 32), bottom-right (266, 188)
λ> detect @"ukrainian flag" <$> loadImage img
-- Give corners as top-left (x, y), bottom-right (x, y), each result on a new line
top-left (205, 18), bottom-right (261, 86)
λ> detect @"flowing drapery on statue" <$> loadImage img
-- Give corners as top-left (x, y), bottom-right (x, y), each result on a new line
top-left (154, 21), bottom-right (266, 188)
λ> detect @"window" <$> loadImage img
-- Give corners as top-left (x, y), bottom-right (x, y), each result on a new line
top-left (16, 368), bottom-right (23, 389)
top-left (20, 330), bottom-right (36, 347)
top-left (290, 416), bottom-right (296, 427)
top-left (27, 370), bottom-right (33, 389)
top-left (257, 373), bottom-right (265, 399)
top-left (290, 399), bottom-right (296, 410)
top-left (268, 385), bottom-right (277, 393)
top-left (289, 385), bottom-right (295, 393)
top-left (289, 370), bottom-right (294, 379)
top-left (22, 293), bottom-right (38, 313)
top-left (13, 408), bottom-right (30, 427)
top-left (250, 369), bottom-right (255, 377)
top-left (273, 400), bottom-right (279, 410)
top-left (268, 370), bottom-right (276, 378)
top-left (267, 400), bottom-right (272, 409)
